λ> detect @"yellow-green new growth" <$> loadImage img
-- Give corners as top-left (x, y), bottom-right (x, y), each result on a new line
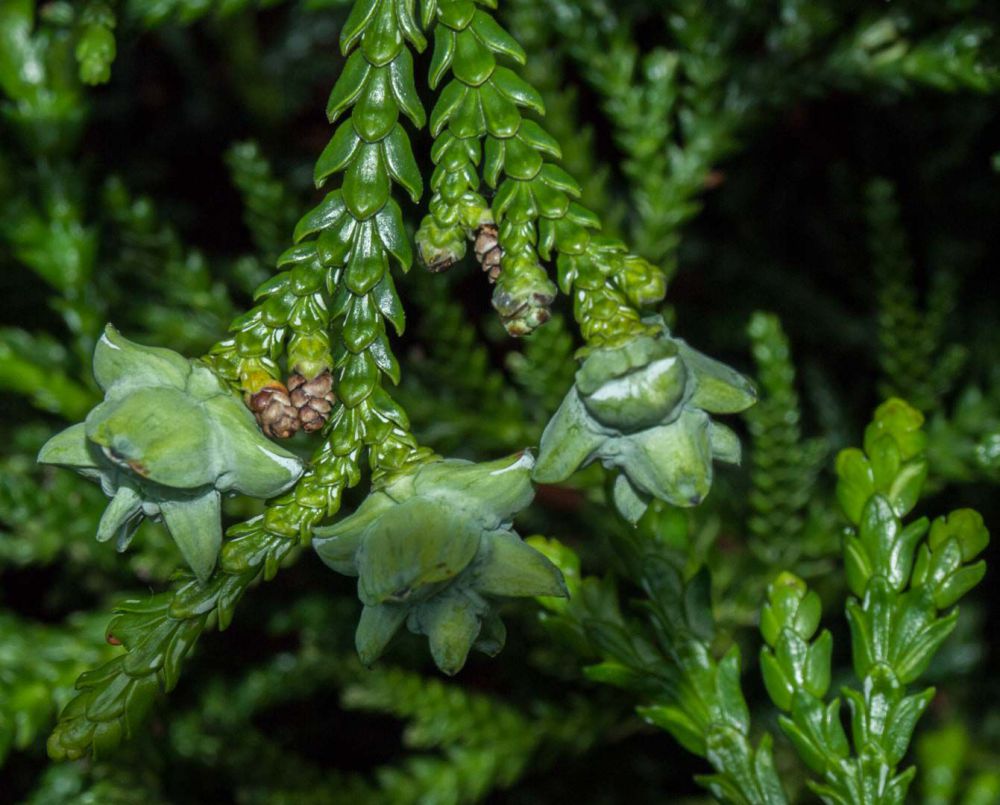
top-left (760, 399), bottom-right (990, 805)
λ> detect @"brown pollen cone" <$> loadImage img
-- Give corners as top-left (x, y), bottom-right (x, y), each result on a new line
top-left (249, 382), bottom-right (300, 439)
top-left (474, 224), bottom-right (503, 283)
top-left (288, 370), bottom-right (336, 433)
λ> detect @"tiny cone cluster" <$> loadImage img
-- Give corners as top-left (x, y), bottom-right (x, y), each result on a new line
top-left (288, 371), bottom-right (336, 433)
top-left (474, 223), bottom-right (503, 283)
top-left (249, 383), bottom-right (300, 439)
top-left (249, 370), bottom-right (337, 438)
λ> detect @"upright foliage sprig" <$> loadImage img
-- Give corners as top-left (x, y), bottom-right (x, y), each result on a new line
top-left (745, 311), bottom-right (828, 568)
top-left (75, 2), bottom-right (116, 86)
top-left (760, 399), bottom-right (989, 804)
top-left (866, 178), bottom-right (965, 413)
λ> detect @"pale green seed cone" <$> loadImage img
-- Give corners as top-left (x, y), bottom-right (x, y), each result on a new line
top-left (313, 491), bottom-right (397, 575)
top-left (579, 350), bottom-right (687, 432)
top-left (85, 388), bottom-right (218, 489)
top-left (472, 529), bottom-right (567, 598)
top-left (616, 410), bottom-right (714, 507)
top-left (709, 421), bottom-right (742, 465)
top-left (38, 422), bottom-right (101, 472)
top-left (204, 393), bottom-right (304, 497)
top-left (159, 489), bottom-right (223, 583)
top-left (414, 453), bottom-right (537, 527)
top-left (96, 483), bottom-right (143, 543)
top-left (676, 339), bottom-right (757, 414)
top-left (93, 324), bottom-right (190, 395)
top-left (534, 390), bottom-right (606, 483)
top-left (357, 499), bottom-right (481, 605)
top-left (612, 474), bottom-right (650, 525)
top-left (356, 604), bottom-right (409, 667)
top-left (474, 610), bottom-right (507, 657)
top-left (414, 592), bottom-right (485, 676)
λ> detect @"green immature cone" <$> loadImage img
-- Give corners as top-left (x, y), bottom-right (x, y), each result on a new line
top-left (38, 326), bottom-right (305, 582)
top-left (534, 319), bottom-right (756, 522)
top-left (492, 257), bottom-right (558, 336)
top-left (313, 452), bottom-right (566, 674)
top-left (616, 254), bottom-right (668, 310)
top-left (415, 213), bottom-right (468, 271)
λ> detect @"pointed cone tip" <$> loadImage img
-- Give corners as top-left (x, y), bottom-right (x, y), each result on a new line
top-left (37, 423), bottom-right (98, 469)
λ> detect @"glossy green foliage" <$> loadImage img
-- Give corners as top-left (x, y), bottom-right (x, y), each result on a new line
top-left (214, 0), bottom-right (432, 484)
top-left (314, 453), bottom-right (565, 673)
top-left (535, 321), bottom-right (756, 521)
top-left (419, 0), bottom-right (672, 341)
top-left (420, 0), bottom-right (560, 335)
top-left (866, 178), bottom-right (965, 413)
top-left (35, 0), bottom-right (435, 762)
top-left (532, 399), bottom-right (992, 805)
top-left (503, 0), bottom-right (617, 227)
top-left (761, 399), bottom-right (989, 805)
top-left (43, 517), bottom-right (307, 761)
top-left (39, 326), bottom-right (304, 581)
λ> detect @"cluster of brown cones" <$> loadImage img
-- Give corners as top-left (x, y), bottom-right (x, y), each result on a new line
top-left (249, 370), bottom-right (336, 439)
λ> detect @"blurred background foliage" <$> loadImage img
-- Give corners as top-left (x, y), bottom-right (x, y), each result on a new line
top-left (1, 0), bottom-right (999, 801)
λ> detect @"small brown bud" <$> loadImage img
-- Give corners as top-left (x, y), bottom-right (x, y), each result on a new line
top-left (473, 224), bottom-right (503, 283)
top-left (249, 382), bottom-right (300, 439)
top-left (288, 370), bottom-right (336, 433)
